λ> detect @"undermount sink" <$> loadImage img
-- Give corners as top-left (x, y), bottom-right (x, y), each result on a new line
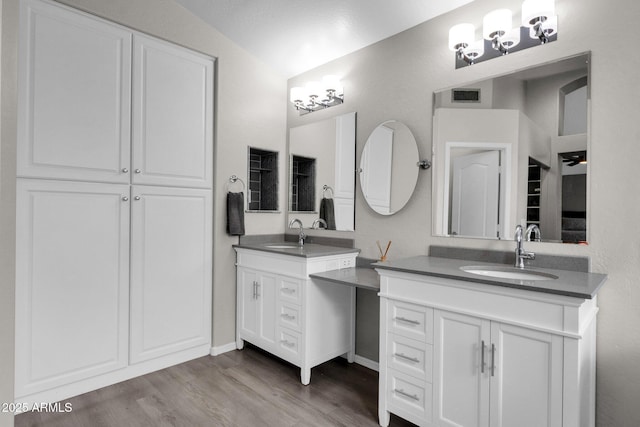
top-left (264, 244), bottom-right (300, 249)
top-left (461, 265), bottom-right (558, 281)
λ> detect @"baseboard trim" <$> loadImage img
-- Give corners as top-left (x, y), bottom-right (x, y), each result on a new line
top-left (354, 355), bottom-right (379, 372)
top-left (210, 342), bottom-right (237, 356)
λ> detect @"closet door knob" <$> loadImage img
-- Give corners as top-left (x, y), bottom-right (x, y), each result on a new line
top-left (134, 169), bottom-right (141, 174)
top-left (122, 196), bottom-right (129, 201)
top-left (122, 168), bottom-right (129, 173)
top-left (134, 196), bottom-right (141, 201)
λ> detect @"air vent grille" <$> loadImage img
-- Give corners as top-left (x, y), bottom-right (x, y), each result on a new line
top-left (452, 88), bottom-right (480, 103)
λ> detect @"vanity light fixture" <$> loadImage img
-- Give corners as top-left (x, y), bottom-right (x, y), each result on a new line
top-left (290, 75), bottom-right (344, 115)
top-left (449, 0), bottom-right (557, 69)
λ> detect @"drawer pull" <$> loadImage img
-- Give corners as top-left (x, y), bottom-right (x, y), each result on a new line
top-left (394, 388), bottom-right (420, 401)
top-left (394, 316), bottom-right (420, 325)
top-left (394, 352), bottom-right (420, 364)
top-left (281, 340), bottom-right (295, 348)
top-left (281, 313), bottom-right (296, 320)
top-left (282, 288), bottom-right (296, 294)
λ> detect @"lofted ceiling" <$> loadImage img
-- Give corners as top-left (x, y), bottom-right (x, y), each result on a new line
top-left (175, 0), bottom-right (475, 78)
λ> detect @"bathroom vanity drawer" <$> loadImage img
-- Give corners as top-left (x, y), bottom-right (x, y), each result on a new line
top-left (387, 333), bottom-right (432, 382)
top-left (278, 328), bottom-right (301, 360)
top-left (278, 276), bottom-right (303, 305)
top-left (387, 300), bottom-right (433, 343)
top-left (278, 302), bottom-right (302, 332)
top-left (387, 368), bottom-right (432, 426)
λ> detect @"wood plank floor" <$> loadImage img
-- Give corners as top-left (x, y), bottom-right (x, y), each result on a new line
top-left (16, 345), bottom-right (415, 427)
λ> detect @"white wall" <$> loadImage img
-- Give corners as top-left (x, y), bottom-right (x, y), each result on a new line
top-left (288, 0), bottom-right (640, 425)
top-left (0, 1), bottom-right (287, 424)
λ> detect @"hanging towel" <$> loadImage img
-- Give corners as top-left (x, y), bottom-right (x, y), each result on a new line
top-left (319, 197), bottom-right (336, 230)
top-left (227, 192), bottom-right (245, 236)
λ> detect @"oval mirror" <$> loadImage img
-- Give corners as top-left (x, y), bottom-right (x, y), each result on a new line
top-left (360, 120), bottom-right (419, 215)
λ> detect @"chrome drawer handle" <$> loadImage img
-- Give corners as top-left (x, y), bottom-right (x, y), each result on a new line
top-left (394, 388), bottom-right (420, 401)
top-left (281, 340), bottom-right (295, 348)
top-left (394, 316), bottom-right (420, 325)
top-left (394, 352), bottom-right (420, 364)
top-left (281, 288), bottom-right (296, 294)
top-left (281, 314), bottom-right (296, 320)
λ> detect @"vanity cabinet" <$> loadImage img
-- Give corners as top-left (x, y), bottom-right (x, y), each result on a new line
top-left (378, 269), bottom-right (598, 427)
top-left (15, 0), bottom-right (214, 404)
top-left (235, 247), bottom-right (358, 385)
top-left (434, 310), bottom-right (562, 427)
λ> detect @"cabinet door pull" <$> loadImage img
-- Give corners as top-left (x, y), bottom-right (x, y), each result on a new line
top-left (394, 388), bottom-right (420, 401)
top-left (121, 196), bottom-right (129, 202)
top-left (394, 352), bottom-right (420, 364)
top-left (122, 168), bottom-right (129, 173)
top-left (255, 282), bottom-right (260, 297)
top-left (134, 169), bottom-right (141, 174)
top-left (491, 343), bottom-right (496, 377)
top-left (481, 340), bottom-right (486, 373)
top-left (281, 340), bottom-right (295, 348)
top-left (281, 288), bottom-right (296, 294)
top-left (281, 313), bottom-right (296, 320)
top-left (394, 316), bottom-right (420, 325)
top-left (252, 281), bottom-right (257, 299)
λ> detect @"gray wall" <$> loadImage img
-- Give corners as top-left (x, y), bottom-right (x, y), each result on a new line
top-left (0, 1), bottom-right (287, 425)
top-left (288, 0), bottom-right (640, 425)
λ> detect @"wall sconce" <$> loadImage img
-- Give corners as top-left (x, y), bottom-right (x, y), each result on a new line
top-left (290, 75), bottom-right (344, 115)
top-left (449, 0), bottom-right (557, 69)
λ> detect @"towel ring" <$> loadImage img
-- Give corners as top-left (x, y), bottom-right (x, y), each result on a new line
top-left (227, 175), bottom-right (245, 192)
top-left (322, 185), bottom-right (334, 198)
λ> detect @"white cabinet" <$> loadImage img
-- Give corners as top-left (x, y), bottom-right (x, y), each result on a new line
top-left (17, 0), bottom-right (132, 183)
top-left (378, 270), bottom-right (598, 427)
top-left (235, 248), bottom-right (358, 385)
top-left (132, 34), bottom-right (213, 188)
top-left (236, 268), bottom-right (278, 349)
top-left (15, 179), bottom-right (131, 397)
top-left (18, 0), bottom-right (214, 189)
top-left (433, 311), bottom-right (562, 427)
top-left (129, 186), bottom-right (212, 364)
top-left (15, 0), bottom-right (214, 405)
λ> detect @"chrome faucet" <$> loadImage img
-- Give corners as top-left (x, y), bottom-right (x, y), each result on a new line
top-left (312, 218), bottom-right (327, 230)
top-left (288, 218), bottom-right (306, 246)
top-left (514, 225), bottom-right (535, 268)
top-left (525, 224), bottom-right (541, 242)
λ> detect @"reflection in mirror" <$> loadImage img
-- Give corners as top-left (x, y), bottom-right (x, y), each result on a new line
top-left (360, 121), bottom-right (420, 215)
top-left (432, 53), bottom-right (589, 243)
top-left (247, 147), bottom-right (278, 211)
top-left (288, 112), bottom-right (356, 231)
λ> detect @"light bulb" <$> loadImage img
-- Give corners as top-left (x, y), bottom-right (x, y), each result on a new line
top-left (522, 0), bottom-right (555, 27)
top-left (449, 23), bottom-right (475, 51)
top-left (483, 9), bottom-right (512, 40)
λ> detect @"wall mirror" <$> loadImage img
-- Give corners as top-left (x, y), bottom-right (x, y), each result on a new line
top-left (360, 120), bottom-right (420, 215)
top-left (288, 112), bottom-right (356, 231)
top-left (432, 52), bottom-right (589, 243)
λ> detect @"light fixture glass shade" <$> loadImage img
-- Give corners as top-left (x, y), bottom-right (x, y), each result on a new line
top-left (449, 23), bottom-right (475, 51)
top-left (305, 81), bottom-right (322, 98)
top-left (522, 0), bottom-right (555, 27)
top-left (290, 86), bottom-right (305, 103)
top-left (483, 9), bottom-right (512, 40)
top-left (322, 75), bottom-right (342, 92)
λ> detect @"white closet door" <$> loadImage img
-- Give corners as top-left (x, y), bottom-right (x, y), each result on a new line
top-left (15, 179), bottom-right (131, 398)
top-left (132, 34), bottom-right (214, 189)
top-left (17, 0), bottom-right (132, 183)
top-left (129, 186), bottom-right (212, 364)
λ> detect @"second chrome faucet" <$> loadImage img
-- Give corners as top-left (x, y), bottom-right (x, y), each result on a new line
top-left (514, 224), bottom-right (541, 268)
top-left (288, 218), bottom-right (306, 246)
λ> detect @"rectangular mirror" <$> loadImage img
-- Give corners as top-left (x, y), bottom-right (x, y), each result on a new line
top-left (432, 53), bottom-right (589, 243)
top-left (288, 111), bottom-right (356, 231)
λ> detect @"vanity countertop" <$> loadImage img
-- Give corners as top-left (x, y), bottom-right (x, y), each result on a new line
top-left (309, 267), bottom-right (380, 291)
top-left (233, 242), bottom-right (360, 258)
top-left (374, 256), bottom-right (607, 299)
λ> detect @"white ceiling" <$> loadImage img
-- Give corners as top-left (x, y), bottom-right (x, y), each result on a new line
top-left (175, 0), bottom-right (475, 77)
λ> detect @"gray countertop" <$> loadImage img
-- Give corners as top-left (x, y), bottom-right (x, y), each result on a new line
top-left (233, 242), bottom-right (360, 258)
top-left (309, 267), bottom-right (380, 291)
top-left (374, 256), bottom-right (607, 299)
